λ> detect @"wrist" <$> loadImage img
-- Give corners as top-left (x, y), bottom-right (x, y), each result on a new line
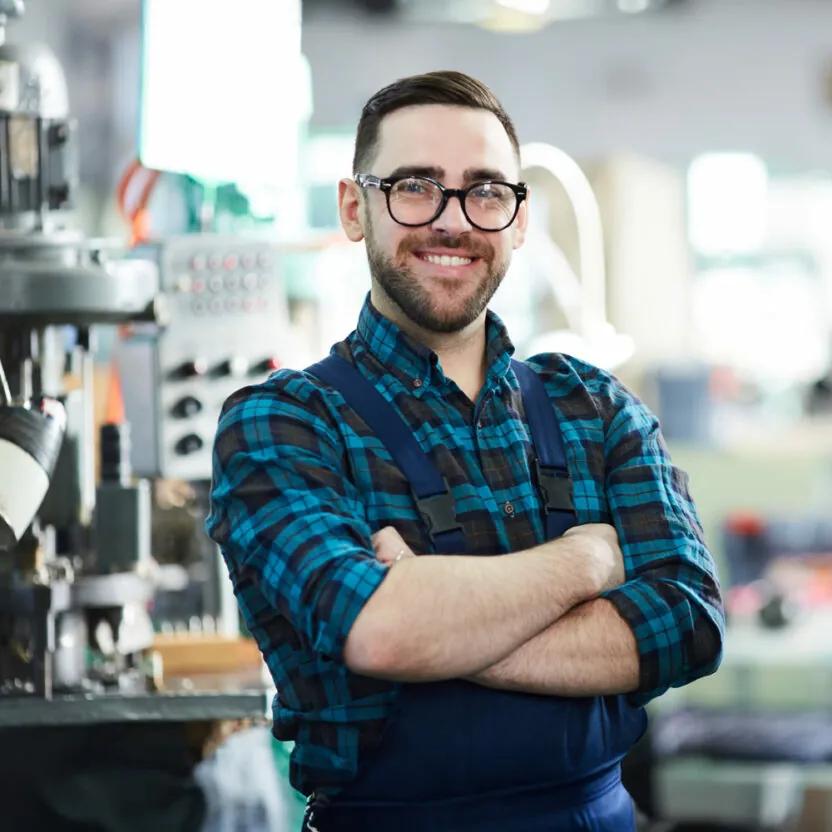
top-left (538, 536), bottom-right (600, 605)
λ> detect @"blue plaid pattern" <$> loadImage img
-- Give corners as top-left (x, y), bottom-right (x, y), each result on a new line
top-left (207, 296), bottom-right (724, 797)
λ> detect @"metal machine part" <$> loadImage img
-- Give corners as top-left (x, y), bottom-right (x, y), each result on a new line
top-left (0, 396), bottom-right (65, 551)
top-left (0, 1), bottom-right (22, 45)
top-left (0, 21), bottom-right (164, 700)
top-left (518, 142), bottom-right (635, 370)
top-left (0, 673), bottom-right (270, 726)
top-left (117, 235), bottom-right (289, 483)
top-left (116, 235), bottom-right (291, 639)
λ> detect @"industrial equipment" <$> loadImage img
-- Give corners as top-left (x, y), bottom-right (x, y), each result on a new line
top-left (0, 3), bottom-right (163, 700)
top-left (117, 236), bottom-right (291, 484)
top-left (114, 235), bottom-right (293, 639)
top-left (510, 142), bottom-right (635, 370)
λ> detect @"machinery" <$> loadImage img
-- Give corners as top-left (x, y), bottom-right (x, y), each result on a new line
top-left (0, 0), bottom-right (291, 710)
top-left (115, 234), bottom-right (293, 638)
top-left (117, 236), bottom-right (290, 485)
top-left (0, 3), bottom-right (164, 699)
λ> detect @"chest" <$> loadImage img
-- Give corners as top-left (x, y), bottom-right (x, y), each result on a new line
top-left (338, 384), bottom-right (611, 556)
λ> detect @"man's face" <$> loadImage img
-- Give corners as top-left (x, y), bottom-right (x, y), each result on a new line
top-left (343, 105), bottom-right (528, 335)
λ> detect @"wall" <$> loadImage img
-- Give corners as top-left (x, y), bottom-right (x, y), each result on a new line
top-left (9, 0), bottom-right (824, 199)
top-left (11, 0), bottom-right (70, 51)
top-left (302, 0), bottom-right (832, 169)
top-left (10, 0), bottom-right (832, 185)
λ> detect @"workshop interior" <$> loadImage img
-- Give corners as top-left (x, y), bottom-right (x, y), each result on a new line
top-left (1, 0), bottom-right (832, 829)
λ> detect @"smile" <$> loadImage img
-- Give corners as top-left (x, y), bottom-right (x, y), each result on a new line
top-left (418, 254), bottom-right (477, 267)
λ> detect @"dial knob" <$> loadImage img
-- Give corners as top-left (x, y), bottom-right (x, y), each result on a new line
top-left (173, 359), bottom-right (208, 379)
top-left (253, 357), bottom-right (281, 375)
top-left (215, 356), bottom-right (250, 378)
top-left (172, 396), bottom-right (203, 419)
top-left (174, 433), bottom-right (204, 456)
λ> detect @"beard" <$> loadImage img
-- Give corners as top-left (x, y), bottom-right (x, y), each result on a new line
top-left (364, 216), bottom-right (510, 334)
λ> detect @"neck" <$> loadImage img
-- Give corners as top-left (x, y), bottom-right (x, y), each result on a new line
top-left (371, 287), bottom-right (488, 402)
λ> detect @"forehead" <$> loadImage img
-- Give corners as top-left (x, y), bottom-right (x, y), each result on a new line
top-left (372, 104), bottom-right (519, 181)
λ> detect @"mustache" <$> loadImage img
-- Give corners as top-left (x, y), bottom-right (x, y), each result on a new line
top-left (399, 233), bottom-right (492, 260)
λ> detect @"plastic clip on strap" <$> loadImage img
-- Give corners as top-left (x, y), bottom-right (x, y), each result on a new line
top-left (511, 360), bottom-right (577, 539)
top-left (306, 355), bottom-right (466, 555)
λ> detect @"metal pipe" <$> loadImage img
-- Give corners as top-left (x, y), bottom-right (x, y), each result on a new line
top-left (519, 142), bottom-right (608, 339)
top-left (0, 358), bottom-right (10, 404)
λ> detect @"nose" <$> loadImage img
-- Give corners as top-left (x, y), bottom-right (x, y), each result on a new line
top-left (431, 193), bottom-right (472, 235)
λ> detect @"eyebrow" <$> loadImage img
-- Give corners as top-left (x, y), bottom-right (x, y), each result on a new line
top-left (386, 165), bottom-right (510, 183)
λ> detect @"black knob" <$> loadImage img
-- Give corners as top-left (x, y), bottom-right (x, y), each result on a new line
top-left (172, 359), bottom-right (208, 379)
top-left (48, 184), bottom-right (71, 209)
top-left (172, 396), bottom-right (203, 419)
top-left (253, 357), bottom-right (281, 375)
top-left (174, 434), bottom-right (204, 456)
top-left (49, 122), bottom-right (70, 146)
top-left (214, 357), bottom-right (249, 377)
top-left (759, 593), bottom-right (797, 630)
top-left (100, 422), bottom-right (131, 485)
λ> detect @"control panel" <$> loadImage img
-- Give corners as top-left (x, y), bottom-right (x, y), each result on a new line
top-left (117, 235), bottom-right (292, 481)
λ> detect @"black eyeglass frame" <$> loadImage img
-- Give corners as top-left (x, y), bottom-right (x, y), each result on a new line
top-left (354, 173), bottom-right (528, 232)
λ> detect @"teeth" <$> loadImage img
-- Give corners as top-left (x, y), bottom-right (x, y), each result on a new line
top-left (421, 254), bottom-right (473, 267)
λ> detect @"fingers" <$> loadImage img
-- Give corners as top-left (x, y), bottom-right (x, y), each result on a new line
top-left (375, 546), bottom-right (415, 565)
top-left (372, 525), bottom-right (407, 550)
top-left (371, 526), bottom-right (416, 565)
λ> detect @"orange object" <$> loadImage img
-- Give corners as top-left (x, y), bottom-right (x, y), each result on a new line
top-left (116, 158), bottom-right (162, 246)
top-left (152, 634), bottom-right (263, 677)
top-left (725, 511), bottom-right (766, 536)
top-left (104, 360), bottom-right (125, 425)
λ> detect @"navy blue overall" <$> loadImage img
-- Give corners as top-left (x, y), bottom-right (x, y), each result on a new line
top-left (304, 355), bottom-right (647, 831)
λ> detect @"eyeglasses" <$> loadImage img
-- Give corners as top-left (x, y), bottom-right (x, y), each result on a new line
top-left (354, 173), bottom-right (528, 232)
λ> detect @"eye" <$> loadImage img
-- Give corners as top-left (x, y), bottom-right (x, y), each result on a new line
top-left (390, 178), bottom-right (442, 203)
top-left (468, 183), bottom-right (513, 202)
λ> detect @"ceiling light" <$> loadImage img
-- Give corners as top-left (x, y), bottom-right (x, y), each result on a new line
top-left (617, 0), bottom-right (650, 13)
top-left (496, 0), bottom-right (551, 14)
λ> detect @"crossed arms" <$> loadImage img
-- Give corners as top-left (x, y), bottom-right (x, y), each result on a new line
top-left (353, 522), bottom-right (641, 697)
top-left (208, 371), bottom-right (725, 704)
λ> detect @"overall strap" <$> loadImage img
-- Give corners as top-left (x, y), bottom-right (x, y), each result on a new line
top-left (511, 360), bottom-right (577, 539)
top-left (306, 354), bottom-right (466, 554)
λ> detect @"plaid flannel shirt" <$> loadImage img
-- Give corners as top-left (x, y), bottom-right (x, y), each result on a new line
top-left (207, 297), bottom-right (724, 796)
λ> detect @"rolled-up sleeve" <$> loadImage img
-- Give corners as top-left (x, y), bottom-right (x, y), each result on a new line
top-left (598, 377), bottom-right (725, 704)
top-left (206, 371), bottom-right (388, 662)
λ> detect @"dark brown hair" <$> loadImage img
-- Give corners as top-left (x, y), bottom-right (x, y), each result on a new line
top-left (352, 70), bottom-right (520, 174)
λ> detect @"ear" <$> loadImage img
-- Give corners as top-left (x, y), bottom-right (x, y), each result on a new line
top-left (512, 187), bottom-right (530, 250)
top-left (338, 178), bottom-right (365, 243)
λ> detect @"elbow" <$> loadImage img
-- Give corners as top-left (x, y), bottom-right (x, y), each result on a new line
top-left (343, 628), bottom-right (384, 677)
top-left (683, 614), bottom-right (725, 686)
top-left (698, 619), bottom-right (725, 677)
top-left (693, 591), bottom-right (726, 679)
top-left (344, 614), bottom-right (432, 681)
top-left (343, 615), bottom-right (403, 679)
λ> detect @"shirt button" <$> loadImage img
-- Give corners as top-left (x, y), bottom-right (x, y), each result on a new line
top-left (412, 378), bottom-right (423, 389)
top-left (503, 501), bottom-right (515, 516)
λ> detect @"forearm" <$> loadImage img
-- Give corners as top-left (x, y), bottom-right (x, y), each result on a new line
top-left (469, 599), bottom-right (639, 697)
top-left (344, 539), bottom-right (597, 683)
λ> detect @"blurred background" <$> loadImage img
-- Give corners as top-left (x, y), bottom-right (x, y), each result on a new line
top-left (4, 0), bottom-right (832, 829)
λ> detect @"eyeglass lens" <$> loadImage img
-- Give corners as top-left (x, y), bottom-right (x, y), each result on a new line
top-left (388, 177), bottom-right (517, 230)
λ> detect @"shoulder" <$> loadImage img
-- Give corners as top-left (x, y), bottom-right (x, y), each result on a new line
top-left (522, 353), bottom-right (658, 446)
top-left (213, 366), bottom-right (347, 458)
top-left (523, 352), bottom-right (638, 409)
top-left (528, 354), bottom-right (667, 462)
top-left (218, 367), bottom-right (329, 423)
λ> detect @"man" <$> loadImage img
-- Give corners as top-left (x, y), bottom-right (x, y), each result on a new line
top-left (207, 70), bottom-right (724, 831)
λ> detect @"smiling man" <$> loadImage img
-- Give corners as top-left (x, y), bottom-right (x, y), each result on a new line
top-left (207, 71), bottom-right (724, 831)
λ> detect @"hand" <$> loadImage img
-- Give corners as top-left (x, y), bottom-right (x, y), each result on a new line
top-left (371, 526), bottom-right (416, 566)
top-left (563, 523), bottom-right (625, 593)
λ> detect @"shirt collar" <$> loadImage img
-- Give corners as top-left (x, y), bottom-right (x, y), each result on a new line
top-left (353, 293), bottom-right (516, 395)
